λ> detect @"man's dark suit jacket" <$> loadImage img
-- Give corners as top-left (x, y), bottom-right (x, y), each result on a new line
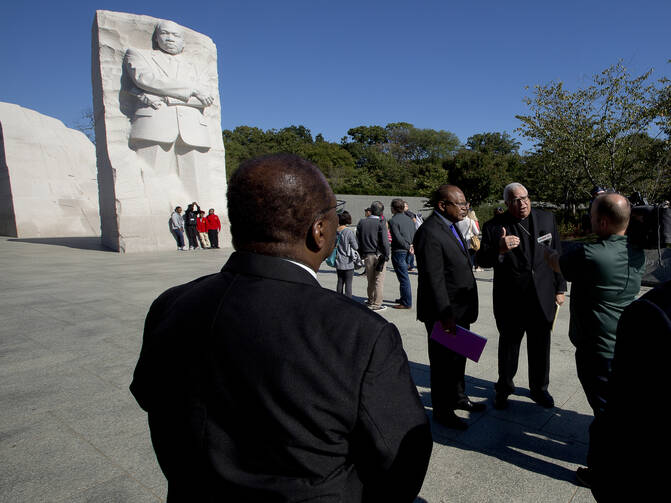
top-left (413, 212), bottom-right (478, 325)
top-left (130, 251), bottom-right (431, 502)
top-left (590, 280), bottom-right (671, 502)
top-left (476, 208), bottom-right (566, 326)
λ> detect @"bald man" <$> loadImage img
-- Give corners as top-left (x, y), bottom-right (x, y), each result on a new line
top-left (545, 192), bottom-right (645, 487)
top-left (130, 154), bottom-right (432, 502)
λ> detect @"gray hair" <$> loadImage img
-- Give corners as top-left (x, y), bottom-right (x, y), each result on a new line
top-left (503, 183), bottom-right (527, 203)
top-left (370, 201), bottom-right (384, 216)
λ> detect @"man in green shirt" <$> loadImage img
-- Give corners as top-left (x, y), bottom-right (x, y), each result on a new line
top-left (545, 192), bottom-right (645, 487)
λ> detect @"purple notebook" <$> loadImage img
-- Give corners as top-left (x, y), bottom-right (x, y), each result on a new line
top-left (430, 322), bottom-right (487, 362)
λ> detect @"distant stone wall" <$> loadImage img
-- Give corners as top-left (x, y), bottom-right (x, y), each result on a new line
top-left (335, 194), bottom-right (430, 223)
top-left (0, 102), bottom-right (99, 238)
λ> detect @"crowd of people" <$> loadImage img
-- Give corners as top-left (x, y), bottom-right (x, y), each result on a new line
top-left (169, 203), bottom-right (222, 250)
top-left (333, 198), bottom-right (482, 312)
top-left (132, 153), bottom-right (666, 502)
top-left (331, 182), bottom-right (658, 495)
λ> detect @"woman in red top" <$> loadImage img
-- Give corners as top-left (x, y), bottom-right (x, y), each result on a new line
top-left (206, 208), bottom-right (221, 249)
top-left (196, 211), bottom-right (211, 249)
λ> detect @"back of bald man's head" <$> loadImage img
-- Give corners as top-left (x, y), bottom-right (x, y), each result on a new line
top-left (227, 154), bottom-right (333, 251)
top-left (594, 193), bottom-right (631, 231)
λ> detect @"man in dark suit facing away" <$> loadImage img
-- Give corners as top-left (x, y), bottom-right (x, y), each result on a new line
top-left (476, 182), bottom-right (566, 410)
top-left (129, 153), bottom-right (432, 502)
top-left (413, 184), bottom-right (486, 430)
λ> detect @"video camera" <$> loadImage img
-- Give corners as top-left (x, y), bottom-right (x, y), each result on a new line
top-left (627, 191), bottom-right (671, 250)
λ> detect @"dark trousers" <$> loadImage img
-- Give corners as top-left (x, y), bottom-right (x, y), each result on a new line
top-left (495, 304), bottom-right (552, 397)
top-left (208, 229), bottom-right (219, 248)
top-left (576, 349), bottom-right (612, 467)
top-left (392, 250), bottom-right (412, 306)
top-left (425, 321), bottom-right (468, 414)
top-left (171, 228), bottom-right (185, 248)
top-left (185, 226), bottom-right (199, 248)
top-left (336, 269), bottom-right (354, 297)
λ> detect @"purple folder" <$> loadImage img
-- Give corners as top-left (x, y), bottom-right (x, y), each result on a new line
top-left (430, 322), bottom-right (487, 362)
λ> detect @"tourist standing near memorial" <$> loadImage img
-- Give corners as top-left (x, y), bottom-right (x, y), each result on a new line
top-left (403, 201), bottom-right (417, 271)
top-left (169, 206), bottom-right (185, 250)
top-left (544, 192), bottom-right (645, 487)
top-left (196, 210), bottom-right (210, 249)
top-left (477, 182), bottom-right (566, 410)
top-left (356, 201), bottom-right (391, 311)
top-left (206, 208), bottom-right (221, 249)
top-left (456, 204), bottom-right (481, 271)
top-left (334, 211), bottom-right (358, 298)
top-left (183, 202), bottom-right (200, 249)
top-left (388, 198), bottom-right (416, 309)
top-left (130, 153), bottom-right (432, 501)
top-left (413, 184), bottom-right (485, 430)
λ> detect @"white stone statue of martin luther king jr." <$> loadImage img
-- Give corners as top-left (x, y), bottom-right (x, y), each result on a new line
top-left (123, 20), bottom-right (215, 175)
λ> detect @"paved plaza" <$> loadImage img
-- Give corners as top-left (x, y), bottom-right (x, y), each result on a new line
top-left (0, 236), bottom-right (616, 502)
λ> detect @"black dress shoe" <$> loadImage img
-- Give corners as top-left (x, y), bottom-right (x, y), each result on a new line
top-left (392, 304), bottom-right (411, 309)
top-left (530, 390), bottom-right (554, 408)
top-left (454, 399), bottom-right (486, 412)
top-left (575, 467), bottom-right (592, 488)
top-left (493, 394), bottom-right (509, 410)
top-left (432, 411), bottom-right (468, 430)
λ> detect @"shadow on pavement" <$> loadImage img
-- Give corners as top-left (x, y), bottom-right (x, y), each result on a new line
top-left (7, 236), bottom-right (114, 251)
top-left (409, 360), bottom-right (589, 484)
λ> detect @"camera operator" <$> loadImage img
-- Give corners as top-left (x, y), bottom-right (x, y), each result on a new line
top-left (544, 192), bottom-right (646, 487)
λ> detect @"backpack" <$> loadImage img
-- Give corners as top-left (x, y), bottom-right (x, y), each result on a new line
top-left (325, 232), bottom-right (340, 267)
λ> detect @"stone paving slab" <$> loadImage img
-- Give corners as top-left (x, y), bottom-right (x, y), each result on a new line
top-left (0, 236), bottom-right (623, 502)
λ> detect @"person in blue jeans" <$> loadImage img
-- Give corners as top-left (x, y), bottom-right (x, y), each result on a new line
top-left (170, 206), bottom-right (186, 250)
top-left (389, 199), bottom-right (416, 309)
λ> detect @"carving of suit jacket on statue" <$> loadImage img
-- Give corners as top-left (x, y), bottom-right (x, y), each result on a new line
top-left (124, 20), bottom-right (214, 151)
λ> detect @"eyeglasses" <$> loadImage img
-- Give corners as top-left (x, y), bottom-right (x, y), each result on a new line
top-left (510, 195), bottom-right (530, 205)
top-left (443, 200), bottom-right (469, 209)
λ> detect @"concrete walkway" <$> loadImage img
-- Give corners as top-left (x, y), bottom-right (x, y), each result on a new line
top-left (0, 236), bottom-right (617, 502)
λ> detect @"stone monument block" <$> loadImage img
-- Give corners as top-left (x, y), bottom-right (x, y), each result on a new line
top-left (92, 10), bottom-right (230, 252)
top-left (0, 102), bottom-right (100, 238)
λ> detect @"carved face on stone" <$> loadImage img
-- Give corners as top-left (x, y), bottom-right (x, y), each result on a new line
top-left (155, 21), bottom-right (184, 55)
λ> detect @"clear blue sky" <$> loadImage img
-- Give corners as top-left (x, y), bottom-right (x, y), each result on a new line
top-left (2, 0), bottom-right (669, 151)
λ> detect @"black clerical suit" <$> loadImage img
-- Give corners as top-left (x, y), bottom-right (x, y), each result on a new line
top-left (476, 208), bottom-right (566, 397)
top-left (130, 251), bottom-right (432, 502)
top-left (413, 212), bottom-right (478, 415)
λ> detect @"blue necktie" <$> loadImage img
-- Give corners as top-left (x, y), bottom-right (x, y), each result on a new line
top-left (450, 224), bottom-right (465, 250)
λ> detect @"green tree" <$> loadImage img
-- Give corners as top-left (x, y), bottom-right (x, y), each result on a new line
top-left (443, 132), bottom-right (521, 205)
top-left (466, 132), bottom-right (520, 156)
top-left (346, 125), bottom-right (388, 145)
top-left (516, 61), bottom-right (661, 210)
